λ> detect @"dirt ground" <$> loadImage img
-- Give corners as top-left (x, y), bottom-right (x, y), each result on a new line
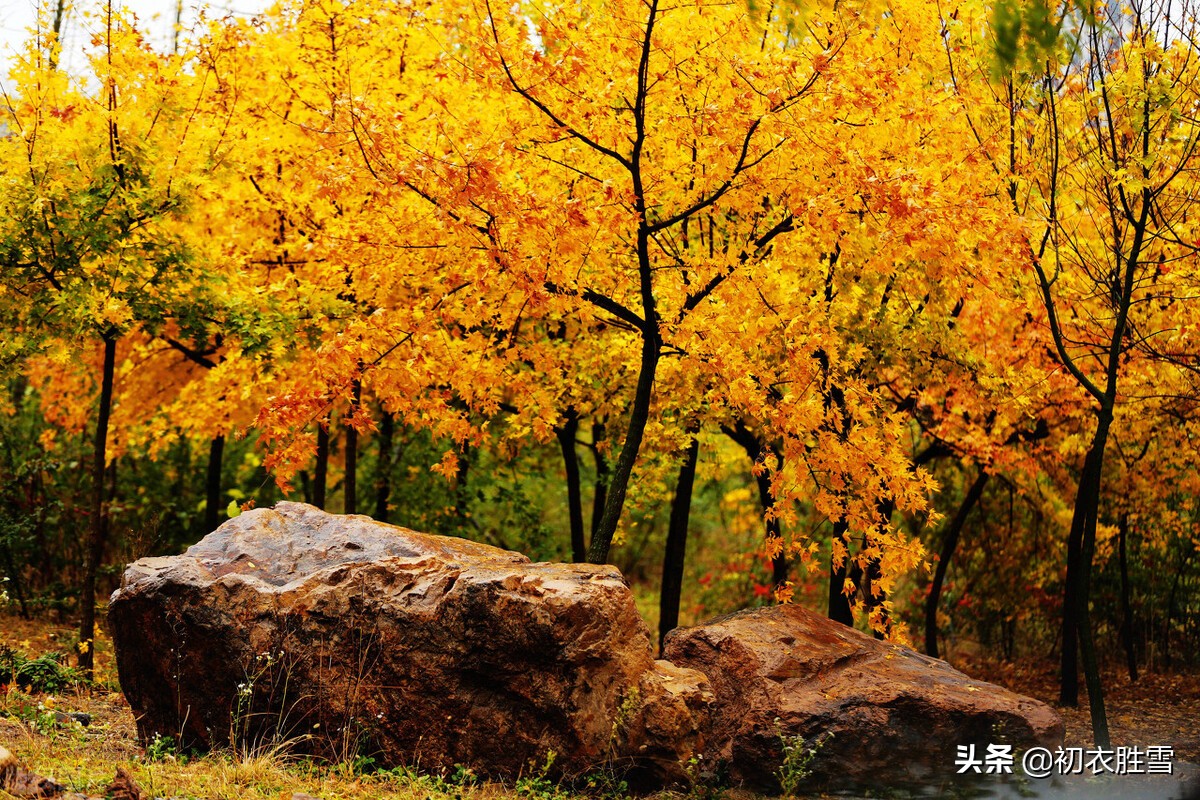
top-left (955, 652), bottom-right (1200, 764)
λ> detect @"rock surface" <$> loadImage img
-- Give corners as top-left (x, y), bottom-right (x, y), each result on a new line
top-left (0, 745), bottom-right (65, 799)
top-left (663, 603), bottom-right (1065, 792)
top-left (108, 502), bottom-right (708, 784)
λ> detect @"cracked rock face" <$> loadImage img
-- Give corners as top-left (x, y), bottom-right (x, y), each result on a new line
top-left (663, 604), bottom-right (1065, 792)
top-left (108, 503), bottom-right (709, 784)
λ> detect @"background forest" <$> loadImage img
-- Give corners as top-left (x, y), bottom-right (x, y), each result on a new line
top-left (1, 0), bottom-right (1199, 753)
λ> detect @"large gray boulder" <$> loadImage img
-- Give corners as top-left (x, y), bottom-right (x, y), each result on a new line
top-left (108, 502), bottom-right (709, 784)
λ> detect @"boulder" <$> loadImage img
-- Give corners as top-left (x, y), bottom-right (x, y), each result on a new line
top-left (108, 502), bottom-right (708, 784)
top-left (663, 604), bottom-right (1065, 792)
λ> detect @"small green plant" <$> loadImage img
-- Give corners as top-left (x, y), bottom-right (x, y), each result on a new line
top-left (684, 753), bottom-right (724, 800)
top-left (0, 645), bottom-right (83, 694)
top-left (775, 720), bottom-right (831, 798)
top-left (0, 687), bottom-right (58, 735)
top-left (145, 732), bottom-right (186, 763)
top-left (516, 751), bottom-right (568, 800)
top-left (578, 769), bottom-right (629, 799)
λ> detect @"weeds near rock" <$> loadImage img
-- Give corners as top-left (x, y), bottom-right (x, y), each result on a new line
top-left (516, 751), bottom-right (569, 800)
top-left (774, 721), bottom-right (831, 798)
top-left (683, 754), bottom-right (724, 800)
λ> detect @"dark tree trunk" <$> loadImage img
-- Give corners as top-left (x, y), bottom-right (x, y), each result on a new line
top-left (1061, 509), bottom-right (1082, 706)
top-left (79, 332), bottom-right (116, 678)
top-left (1118, 513), bottom-right (1138, 682)
top-left (556, 409), bottom-right (586, 563)
top-left (925, 468), bottom-right (990, 657)
top-left (1060, 414), bottom-right (1112, 747)
top-left (313, 422), bottom-right (329, 510)
top-left (865, 499), bottom-right (895, 640)
top-left (828, 519), bottom-right (854, 626)
top-left (204, 435), bottom-right (225, 533)
top-left (723, 421), bottom-right (787, 587)
top-left (590, 419), bottom-right (609, 541)
top-left (48, 0), bottom-right (67, 70)
top-left (659, 431), bottom-right (700, 655)
top-left (344, 380), bottom-right (361, 514)
top-left (453, 444), bottom-right (472, 525)
top-left (588, 329), bottom-right (659, 563)
top-left (374, 408), bottom-right (394, 522)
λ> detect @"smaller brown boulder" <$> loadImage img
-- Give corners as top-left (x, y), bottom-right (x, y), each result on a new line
top-left (0, 746), bottom-right (65, 799)
top-left (664, 604), bottom-right (1064, 792)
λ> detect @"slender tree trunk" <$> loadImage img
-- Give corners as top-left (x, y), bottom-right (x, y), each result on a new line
top-left (659, 430), bottom-right (699, 654)
top-left (556, 409), bottom-right (586, 563)
top-left (865, 499), bottom-right (895, 640)
top-left (204, 435), bottom-right (225, 533)
top-left (1075, 417), bottom-right (1111, 748)
top-left (1118, 513), bottom-right (1138, 682)
top-left (48, 0), bottom-right (68, 70)
top-left (828, 519), bottom-right (854, 626)
top-left (925, 468), bottom-right (990, 658)
top-left (79, 332), bottom-right (116, 678)
top-left (453, 443), bottom-right (472, 525)
top-left (723, 421), bottom-right (787, 587)
top-left (344, 380), bottom-right (361, 515)
top-left (172, 0), bottom-right (183, 54)
top-left (588, 331), bottom-right (659, 563)
top-left (590, 419), bottom-right (609, 540)
top-left (1059, 413), bottom-right (1112, 745)
top-left (374, 408), bottom-right (394, 522)
top-left (1061, 508), bottom-right (1083, 705)
top-left (313, 422), bottom-right (329, 510)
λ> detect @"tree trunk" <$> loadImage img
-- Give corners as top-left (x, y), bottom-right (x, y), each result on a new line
top-left (313, 422), bottom-right (329, 510)
top-left (925, 468), bottom-right (990, 658)
top-left (374, 408), bottom-right (394, 522)
top-left (344, 380), bottom-right (360, 514)
top-left (723, 421), bottom-right (787, 587)
top-left (48, 0), bottom-right (68, 70)
top-left (78, 332), bottom-right (116, 678)
top-left (1118, 512), bottom-right (1138, 683)
top-left (590, 419), bottom-right (609, 540)
top-left (588, 331), bottom-right (659, 563)
top-left (828, 519), bottom-right (854, 626)
top-left (659, 430), bottom-right (699, 654)
top-left (1076, 420), bottom-right (1111, 748)
top-left (1061, 505), bottom-right (1083, 706)
top-left (556, 409), bottom-right (586, 563)
top-left (204, 435), bottom-right (225, 533)
top-left (865, 500), bottom-right (895, 640)
top-left (1060, 414), bottom-right (1112, 746)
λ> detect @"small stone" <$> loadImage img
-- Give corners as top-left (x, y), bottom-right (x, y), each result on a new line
top-left (0, 745), bottom-right (16, 789)
top-left (106, 766), bottom-right (145, 800)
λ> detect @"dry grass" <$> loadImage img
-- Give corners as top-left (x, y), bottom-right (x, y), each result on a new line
top-left (0, 613), bottom-right (564, 800)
